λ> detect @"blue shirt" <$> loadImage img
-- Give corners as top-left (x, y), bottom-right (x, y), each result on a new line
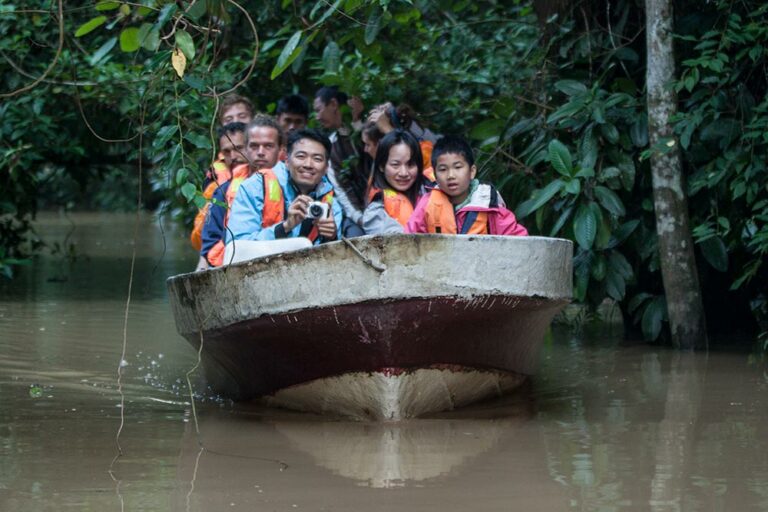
top-left (226, 163), bottom-right (343, 244)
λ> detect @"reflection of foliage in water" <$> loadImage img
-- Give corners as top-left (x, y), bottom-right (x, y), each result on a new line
top-left (537, 334), bottom-right (768, 510)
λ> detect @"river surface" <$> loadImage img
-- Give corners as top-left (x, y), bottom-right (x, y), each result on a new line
top-left (1, 212), bottom-right (767, 511)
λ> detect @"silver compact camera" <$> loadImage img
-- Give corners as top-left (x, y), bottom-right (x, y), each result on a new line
top-left (306, 201), bottom-right (330, 220)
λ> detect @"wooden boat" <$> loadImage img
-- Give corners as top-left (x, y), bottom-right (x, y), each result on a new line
top-left (167, 234), bottom-right (572, 420)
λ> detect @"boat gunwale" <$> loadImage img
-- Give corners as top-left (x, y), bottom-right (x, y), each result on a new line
top-left (167, 234), bottom-right (573, 335)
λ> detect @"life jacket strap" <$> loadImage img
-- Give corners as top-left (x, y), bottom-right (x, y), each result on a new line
top-left (460, 211), bottom-right (479, 234)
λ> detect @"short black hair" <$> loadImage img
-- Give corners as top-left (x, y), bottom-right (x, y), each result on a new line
top-left (431, 135), bottom-right (475, 169)
top-left (276, 94), bottom-right (309, 118)
top-left (314, 86), bottom-right (348, 106)
top-left (216, 121), bottom-right (246, 139)
top-left (287, 128), bottom-right (332, 160)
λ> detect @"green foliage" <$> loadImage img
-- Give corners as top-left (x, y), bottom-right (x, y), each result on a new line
top-left (0, 0), bottom-right (764, 345)
top-left (503, 1), bottom-right (655, 338)
top-left (673, 0), bottom-right (768, 337)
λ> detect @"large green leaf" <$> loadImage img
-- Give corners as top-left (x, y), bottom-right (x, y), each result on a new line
top-left (316, 0), bottom-right (343, 25)
top-left (555, 79), bottom-right (587, 96)
top-left (591, 254), bottom-right (606, 281)
top-left (699, 236), bottom-right (728, 272)
top-left (95, 1), bottom-right (120, 10)
top-left (630, 116), bottom-right (648, 147)
top-left (564, 178), bottom-right (581, 195)
top-left (516, 179), bottom-right (564, 218)
top-left (548, 139), bottom-right (573, 177)
top-left (365, 9), bottom-right (383, 45)
top-left (579, 127), bottom-right (598, 171)
top-left (600, 123), bottom-right (619, 144)
top-left (175, 29), bottom-right (195, 60)
top-left (119, 27), bottom-right (141, 52)
top-left (547, 100), bottom-right (585, 124)
top-left (137, 23), bottom-right (161, 52)
top-left (574, 269), bottom-right (589, 302)
top-left (322, 41), bottom-right (340, 73)
top-left (186, 0), bottom-right (208, 20)
top-left (180, 182), bottom-right (197, 201)
top-left (604, 266), bottom-right (625, 300)
top-left (628, 292), bottom-right (652, 314)
top-left (89, 36), bottom-right (117, 65)
top-left (573, 203), bottom-right (597, 250)
top-left (549, 204), bottom-right (574, 237)
top-left (594, 186), bottom-right (626, 217)
top-left (271, 31), bottom-right (303, 79)
top-left (608, 251), bottom-right (633, 280)
top-left (75, 16), bottom-right (107, 38)
top-left (606, 219), bottom-right (639, 248)
top-left (175, 168), bottom-right (190, 186)
top-left (642, 297), bottom-right (667, 340)
top-left (470, 119), bottom-right (504, 141)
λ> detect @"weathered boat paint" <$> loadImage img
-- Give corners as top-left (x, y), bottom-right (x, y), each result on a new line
top-left (167, 234), bottom-right (572, 419)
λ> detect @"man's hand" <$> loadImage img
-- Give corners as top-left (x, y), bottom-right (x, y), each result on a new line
top-left (315, 216), bottom-right (337, 241)
top-left (283, 195), bottom-right (312, 232)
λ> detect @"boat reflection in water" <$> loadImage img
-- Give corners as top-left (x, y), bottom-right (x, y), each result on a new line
top-left (273, 395), bottom-right (535, 489)
top-left (174, 395), bottom-right (570, 509)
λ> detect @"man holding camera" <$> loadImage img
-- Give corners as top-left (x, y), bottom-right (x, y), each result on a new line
top-left (227, 128), bottom-right (342, 245)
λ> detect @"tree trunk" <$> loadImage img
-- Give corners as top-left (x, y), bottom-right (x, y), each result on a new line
top-left (645, 0), bottom-right (708, 350)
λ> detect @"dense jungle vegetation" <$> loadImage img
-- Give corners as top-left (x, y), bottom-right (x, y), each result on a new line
top-left (1, 0), bottom-right (766, 347)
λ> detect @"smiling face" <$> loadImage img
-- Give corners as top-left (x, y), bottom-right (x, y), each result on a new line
top-left (434, 152), bottom-right (477, 205)
top-left (287, 138), bottom-right (328, 194)
top-left (383, 143), bottom-right (419, 193)
top-left (219, 130), bottom-right (247, 168)
top-left (246, 126), bottom-right (281, 171)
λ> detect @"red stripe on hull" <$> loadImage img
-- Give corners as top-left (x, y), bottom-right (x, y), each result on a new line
top-left (184, 294), bottom-right (565, 400)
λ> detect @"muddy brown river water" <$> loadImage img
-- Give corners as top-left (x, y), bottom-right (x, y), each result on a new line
top-left (1, 212), bottom-right (767, 511)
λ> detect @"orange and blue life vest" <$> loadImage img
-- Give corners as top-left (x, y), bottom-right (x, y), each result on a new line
top-left (190, 158), bottom-right (231, 251)
top-left (207, 167), bottom-right (334, 266)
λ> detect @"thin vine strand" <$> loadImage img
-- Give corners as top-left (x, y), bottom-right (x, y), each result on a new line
top-left (0, 0), bottom-right (64, 98)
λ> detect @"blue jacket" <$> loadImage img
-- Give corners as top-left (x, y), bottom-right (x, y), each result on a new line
top-left (200, 181), bottom-right (230, 258)
top-left (226, 163), bottom-right (343, 244)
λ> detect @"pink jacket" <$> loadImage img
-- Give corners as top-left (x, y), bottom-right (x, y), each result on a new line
top-left (405, 183), bottom-right (528, 236)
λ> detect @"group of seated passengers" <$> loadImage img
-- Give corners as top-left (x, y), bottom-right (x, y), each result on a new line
top-left (193, 89), bottom-right (527, 271)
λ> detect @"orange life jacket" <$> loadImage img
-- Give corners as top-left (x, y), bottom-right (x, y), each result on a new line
top-left (190, 159), bottom-right (230, 251)
top-left (223, 163), bottom-right (252, 224)
top-left (424, 189), bottom-right (489, 235)
top-left (211, 156), bottom-right (232, 184)
top-left (367, 187), bottom-right (414, 227)
top-left (419, 141), bottom-right (437, 183)
top-left (419, 140), bottom-right (433, 171)
top-left (207, 168), bottom-right (334, 267)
